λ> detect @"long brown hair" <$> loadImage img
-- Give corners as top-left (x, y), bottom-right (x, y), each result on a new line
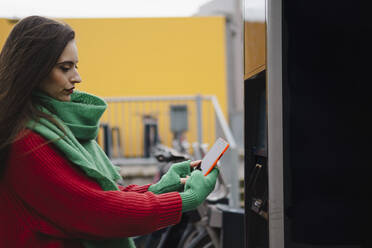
top-left (0, 16), bottom-right (75, 170)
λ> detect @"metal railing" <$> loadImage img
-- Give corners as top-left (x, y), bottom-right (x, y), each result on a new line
top-left (99, 94), bottom-right (240, 208)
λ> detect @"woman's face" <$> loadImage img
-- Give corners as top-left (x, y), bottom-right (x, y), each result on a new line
top-left (38, 39), bottom-right (82, 102)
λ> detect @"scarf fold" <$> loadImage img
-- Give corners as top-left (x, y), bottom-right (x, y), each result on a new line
top-left (27, 91), bottom-right (135, 248)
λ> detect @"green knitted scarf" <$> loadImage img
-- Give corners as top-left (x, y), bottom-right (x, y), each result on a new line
top-left (27, 91), bottom-right (135, 248)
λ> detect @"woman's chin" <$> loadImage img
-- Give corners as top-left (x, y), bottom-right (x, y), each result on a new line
top-left (57, 95), bottom-right (71, 102)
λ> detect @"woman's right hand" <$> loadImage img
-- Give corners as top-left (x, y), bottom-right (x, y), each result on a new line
top-left (148, 160), bottom-right (201, 194)
top-left (179, 168), bottom-right (219, 212)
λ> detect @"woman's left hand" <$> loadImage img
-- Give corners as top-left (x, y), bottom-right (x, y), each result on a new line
top-left (180, 160), bottom-right (201, 184)
top-left (148, 160), bottom-right (201, 194)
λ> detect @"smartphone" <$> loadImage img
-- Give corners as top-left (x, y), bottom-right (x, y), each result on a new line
top-left (200, 137), bottom-right (229, 176)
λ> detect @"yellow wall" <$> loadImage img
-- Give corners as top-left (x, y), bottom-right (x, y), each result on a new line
top-left (0, 17), bottom-right (227, 155)
top-left (1, 17), bottom-right (227, 116)
top-left (0, 19), bottom-right (15, 46)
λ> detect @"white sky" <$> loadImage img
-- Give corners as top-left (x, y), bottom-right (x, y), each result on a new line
top-left (0, 0), bottom-right (213, 18)
top-left (244, 0), bottom-right (265, 22)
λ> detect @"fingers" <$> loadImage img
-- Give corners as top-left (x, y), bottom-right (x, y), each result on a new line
top-left (190, 160), bottom-right (202, 168)
top-left (191, 169), bottom-right (203, 176)
top-left (206, 167), bottom-right (219, 179)
top-left (180, 175), bottom-right (190, 185)
top-left (172, 160), bottom-right (192, 174)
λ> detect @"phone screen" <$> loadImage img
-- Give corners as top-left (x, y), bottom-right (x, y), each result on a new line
top-left (201, 138), bottom-right (229, 176)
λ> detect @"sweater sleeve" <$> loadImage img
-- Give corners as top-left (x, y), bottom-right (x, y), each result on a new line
top-left (118, 184), bottom-right (151, 193)
top-left (6, 132), bottom-right (182, 239)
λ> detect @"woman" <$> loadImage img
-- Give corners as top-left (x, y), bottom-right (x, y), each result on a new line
top-left (0, 16), bottom-right (218, 248)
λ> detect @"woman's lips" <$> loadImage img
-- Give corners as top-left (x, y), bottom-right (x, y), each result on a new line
top-left (65, 87), bottom-right (74, 94)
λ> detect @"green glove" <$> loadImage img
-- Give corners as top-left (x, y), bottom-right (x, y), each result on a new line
top-left (180, 168), bottom-right (219, 212)
top-left (148, 160), bottom-right (191, 194)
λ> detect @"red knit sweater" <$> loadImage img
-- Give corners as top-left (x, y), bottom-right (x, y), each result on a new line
top-left (0, 131), bottom-right (182, 247)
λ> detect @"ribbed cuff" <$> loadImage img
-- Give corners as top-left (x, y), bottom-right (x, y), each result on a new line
top-left (148, 184), bottom-right (160, 194)
top-left (119, 184), bottom-right (151, 193)
top-left (155, 192), bottom-right (183, 229)
top-left (179, 191), bottom-right (199, 213)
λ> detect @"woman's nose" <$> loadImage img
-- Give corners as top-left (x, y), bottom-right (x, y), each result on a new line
top-left (71, 71), bottom-right (82, 84)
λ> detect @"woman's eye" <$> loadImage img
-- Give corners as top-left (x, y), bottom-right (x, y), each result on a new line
top-left (60, 66), bottom-right (70, 72)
